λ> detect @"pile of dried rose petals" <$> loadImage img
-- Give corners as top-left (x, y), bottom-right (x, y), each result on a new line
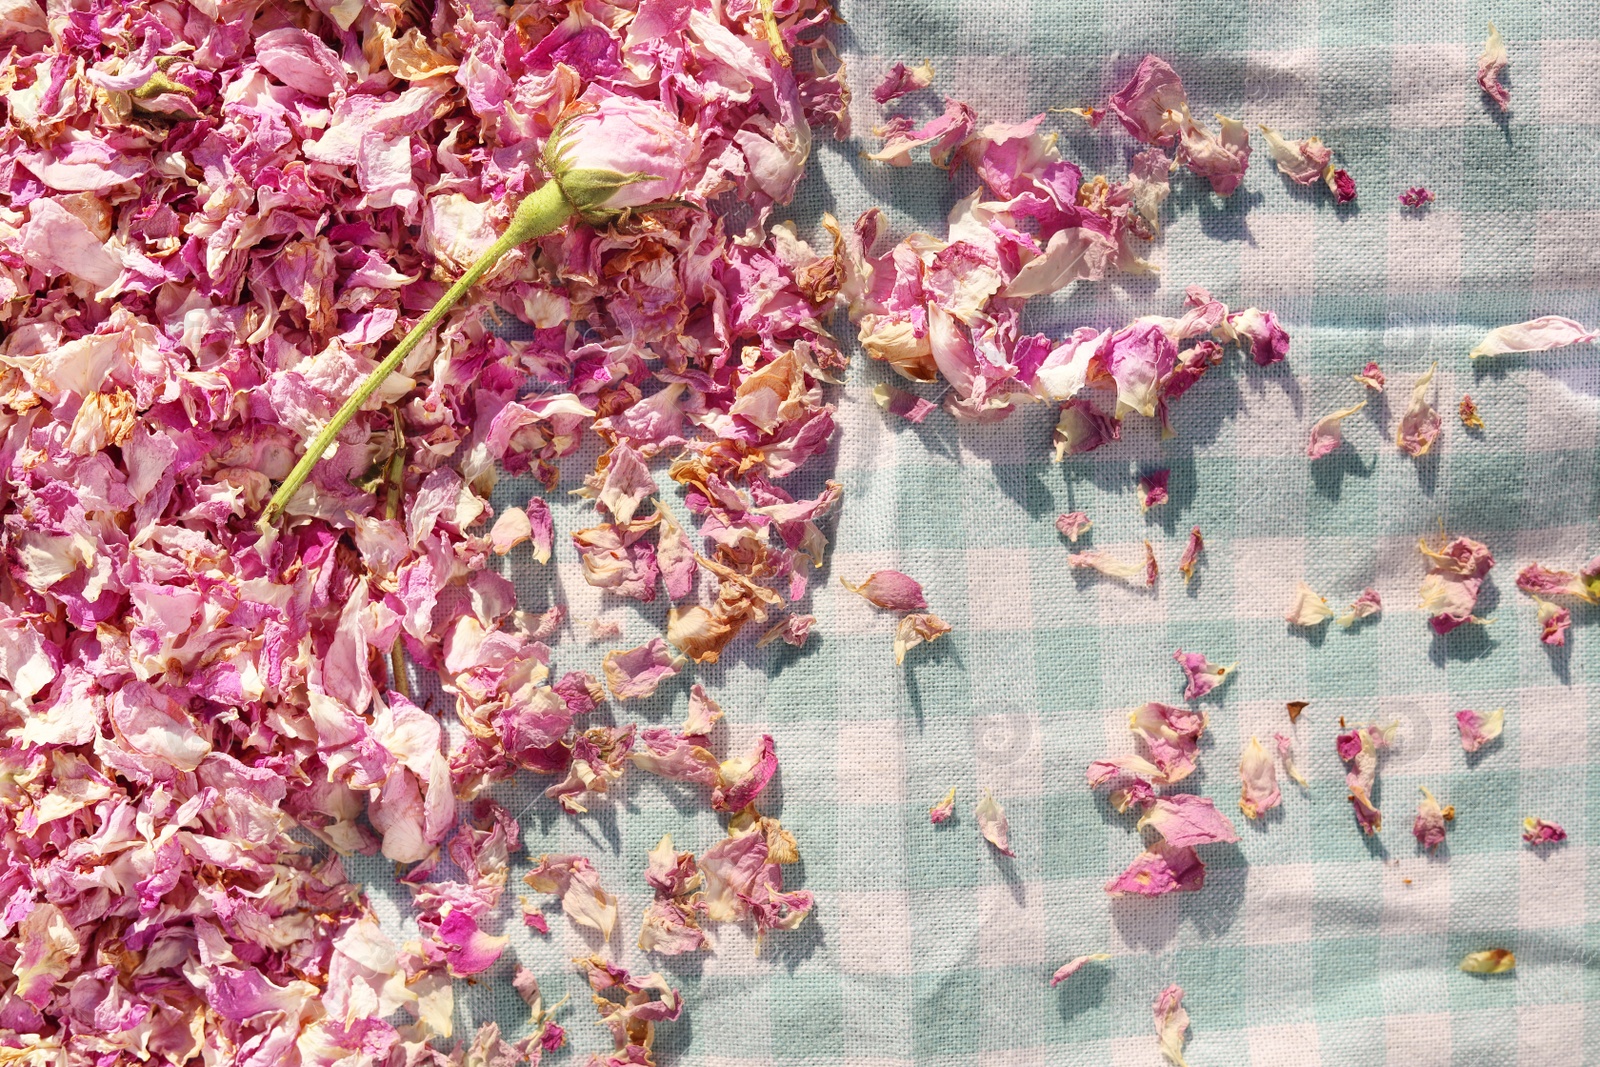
top-left (0, 0), bottom-right (849, 1061)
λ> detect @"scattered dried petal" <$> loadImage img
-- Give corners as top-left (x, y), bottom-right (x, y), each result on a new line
top-left (1286, 581), bottom-right (1335, 627)
top-left (603, 639), bottom-right (688, 700)
top-left (1522, 817), bottom-right (1566, 846)
top-left (1154, 983), bottom-right (1191, 1066)
top-left (1460, 949), bottom-right (1515, 974)
top-left (1137, 794), bottom-right (1241, 847)
top-left (1173, 649), bottom-right (1236, 700)
top-left (1455, 708), bottom-right (1505, 753)
top-left (1535, 597), bottom-right (1573, 646)
top-left (1419, 534), bottom-right (1495, 634)
top-left (1105, 841), bottom-right (1206, 896)
top-left (1459, 395), bottom-right (1484, 431)
top-left (1056, 511), bottom-right (1094, 542)
top-left (930, 787), bottom-right (957, 824)
top-left (895, 612), bottom-right (953, 664)
top-left (841, 570), bottom-right (928, 611)
top-left (1469, 316), bottom-right (1597, 359)
top-left (1399, 187), bottom-right (1435, 209)
top-left (1050, 953), bottom-right (1112, 987)
top-left (1238, 737), bottom-right (1282, 819)
top-left (1353, 361), bottom-right (1387, 390)
top-left (1287, 701), bottom-right (1309, 723)
top-left (1397, 362), bottom-right (1443, 456)
top-left (1307, 400), bottom-right (1367, 459)
top-left (976, 789), bottom-right (1015, 857)
top-left (874, 60), bottom-right (936, 104)
top-left (1138, 469), bottom-right (1170, 512)
top-left (1476, 23), bottom-right (1510, 111)
top-left (1336, 588), bottom-right (1383, 628)
top-left (1178, 527), bottom-right (1204, 583)
top-left (1275, 732), bottom-right (1309, 787)
top-left (1413, 786), bottom-right (1452, 851)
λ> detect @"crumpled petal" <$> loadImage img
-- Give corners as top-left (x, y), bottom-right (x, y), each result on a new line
top-left (1221, 307), bottom-right (1290, 367)
top-left (1523, 817), bottom-right (1566, 846)
top-left (1413, 786), bottom-right (1452, 851)
top-left (1153, 983), bottom-right (1191, 1066)
top-left (1460, 949), bottom-right (1514, 974)
top-left (930, 787), bottom-right (956, 824)
top-left (1275, 732), bottom-right (1308, 787)
top-left (1335, 588), bottom-right (1382, 628)
top-left (1238, 737), bottom-right (1282, 819)
top-left (1070, 543), bottom-right (1157, 587)
top-left (976, 789), bottom-right (1014, 857)
top-left (840, 570), bottom-right (928, 611)
top-left (873, 60), bottom-right (936, 104)
top-left (1455, 708), bottom-right (1505, 753)
top-left (1397, 362), bottom-right (1443, 456)
top-left (525, 854), bottom-right (618, 942)
top-left (1307, 400), bottom-right (1367, 459)
top-left (1469, 315), bottom-right (1597, 359)
top-left (1285, 581), bottom-right (1335, 627)
top-left (712, 734), bottom-right (778, 812)
top-left (1172, 649), bottom-right (1235, 700)
top-left (894, 612), bottom-right (952, 664)
top-left (1056, 512), bottom-right (1093, 542)
top-left (1535, 596), bottom-right (1572, 646)
top-left (1459, 395), bottom-right (1484, 431)
top-left (1353, 362), bottom-right (1386, 390)
top-left (1109, 55), bottom-right (1190, 146)
top-left (1050, 953), bottom-right (1111, 987)
top-left (1128, 702), bottom-right (1207, 784)
top-left (1418, 534), bottom-right (1494, 634)
top-left (1178, 527), bottom-right (1203, 584)
top-left (1138, 469), bottom-right (1169, 512)
top-left (1258, 124), bottom-right (1332, 184)
top-left (1476, 22), bottom-right (1510, 111)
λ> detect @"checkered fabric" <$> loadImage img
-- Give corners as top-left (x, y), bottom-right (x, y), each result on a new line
top-left (363, 3), bottom-right (1600, 1063)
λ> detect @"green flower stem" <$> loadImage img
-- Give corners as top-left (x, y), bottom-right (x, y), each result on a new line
top-left (258, 181), bottom-right (575, 532)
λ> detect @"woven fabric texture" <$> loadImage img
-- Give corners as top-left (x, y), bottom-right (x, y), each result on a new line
top-left (361, 2), bottom-right (1600, 1063)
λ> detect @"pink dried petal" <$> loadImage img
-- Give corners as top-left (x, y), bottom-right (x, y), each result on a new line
top-left (1399, 187), bottom-right (1435, 209)
top-left (1258, 124), bottom-right (1332, 184)
top-left (1154, 983), bottom-right (1191, 1065)
top-left (1056, 511), bottom-right (1093, 542)
top-left (1413, 786), bottom-right (1452, 851)
top-left (1178, 526), bottom-right (1203, 584)
top-left (525, 855), bottom-right (618, 941)
top-left (1128, 702), bottom-right (1207, 784)
top-left (929, 787), bottom-right (956, 824)
top-left (1275, 732), bottom-right (1308, 787)
top-left (1109, 55), bottom-right (1190, 146)
top-left (1285, 581), bottom-right (1334, 627)
top-left (1238, 737), bottom-right (1282, 819)
top-left (840, 570), bottom-right (928, 611)
top-left (1172, 649), bottom-right (1236, 700)
top-left (1328, 167), bottom-right (1357, 204)
top-left (1105, 842), bottom-right (1205, 896)
top-left (1522, 817), bottom-right (1566, 845)
top-left (895, 612), bottom-right (952, 664)
top-left (1336, 588), bottom-right (1382, 628)
top-left (873, 60), bottom-right (936, 104)
top-left (1307, 400), bottom-right (1367, 459)
top-left (1222, 307), bottom-right (1290, 366)
top-left (602, 638), bottom-right (686, 700)
top-left (712, 734), bottom-right (778, 812)
top-left (976, 789), bottom-right (1014, 856)
top-left (1049, 953), bottom-right (1111, 987)
top-left (1535, 597), bottom-right (1572, 646)
top-left (1470, 316), bottom-right (1598, 359)
top-left (1455, 708), bottom-right (1505, 753)
top-left (756, 613), bottom-right (815, 649)
top-left (1418, 534), bottom-right (1494, 634)
top-left (1476, 23), bottom-right (1510, 111)
top-left (1138, 469), bottom-right (1170, 512)
top-left (872, 383), bottom-right (937, 423)
top-left (1353, 361), bottom-right (1386, 390)
top-left (1136, 794), bottom-right (1240, 847)
top-left (1052, 399), bottom-right (1123, 458)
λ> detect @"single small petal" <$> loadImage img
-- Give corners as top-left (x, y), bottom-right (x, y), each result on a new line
top-left (1515, 562), bottom-right (1597, 602)
top-left (1455, 708), bottom-right (1505, 753)
top-left (1069, 547), bottom-right (1155, 587)
top-left (1399, 187), bottom-right (1435, 209)
top-left (1137, 794), bottom-right (1241, 847)
top-left (1397, 362), bottom-right (1443, 457)
top-left (1138, 470), bottom-right (1170, 512)
top-left (1353, 361), bottom-right (1386, 390)
top-left (1419, 535), bottom-right (1494, 634)
top-left (872, 382), bottom-right (937, 423)
top-left (1173, 649), bottom-right (1236, 700)
top-left (1535, 597), bottom-right (1572, 646)
top-left (1109, 55), bottom-right (1190, 146)
top-left (1238, 737), bottom-right (1282, 819)
top-left (602, 638), bottom-right (687, 700)
top-left (1475, 22), bottom-right (1510, 112)
top-left (1328, 167), bottom-right (1357, 204)
top-left (976, 789), bottom-right (1014, 857)
top-left (1163, 529), bottom-right (1201, 589)
top-left (840, 570), bottom-right (928, 611)
top-left (873, 60), bottom-right (936, 104)
top-left (524, 855), bottom-right (618, 942)
top-left (1286, 581), bottom-right (1335, 627)
top-left (1413, 786), bottom-right (1453, 851)
top-left (1128, 702), bottom-right (1208, 784)
top-left (1056, 511), bottom-right (1093, 542)
top-left (1258, 124), bottom-right (1332, 184)
top-left (1275, 732), bottom-right (1308, 787)
top-left (1105, 841), bottom-right (1206, 896)
top-left (1050, 953), bottom-right (1111, 987)
top-left (1335, 588), bottom-right (1383, 628)
top-left (1307, 399), bottom-right (1367, 459)
top-left (1459, 395), bottom-right (1484, 431)
top-left (894, 612), bottom-right (952, 665)
top-left (1154, 983), bottom-right (1191, 1066)
top-left (930, 787), bottom-right (957, 824)
top-left (1469, 316), bottom-right (1597, 359)
top-left (1522, 817), bottom-right (1566, 846)
top-left (1460, 949), bottom-right (1515, 974)
top-left (681, 684), bottom-right (724, 737)
top-left (713, 735), bottom-right (778, 812)
top-left (1052, 399), bottom-right (1123, 458)
top-left (1221, 307), bottom-right (1290, 367)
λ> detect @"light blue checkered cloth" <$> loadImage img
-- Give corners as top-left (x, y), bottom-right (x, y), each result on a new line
top-left (358, 3), bottom-right (1600, 1063)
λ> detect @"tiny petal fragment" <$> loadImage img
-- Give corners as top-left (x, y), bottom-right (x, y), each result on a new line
top-left (1239, 737), bottom-right (1282, 819)
top-left (1460, 949), bottom-right (1515, 974)
top-left (895, 612), bottom-right (952, 665)
top-left (1469, 316), bottom-right (1597, 359)
top-left (1275, 732), bottom-right (1309, 787)
top-left (1258, 124), bottom-right (1332, 184)
top-left (1354, 362), bottom-right (1387, 390)
top-left (1286, 581), bottom-right (1335, 627)
top-left (1459, 395), bottom-right (1484, 431)
top-left (525, 855), bottom-right (619, 942)
top-left (1050, 954), bottom-right (1112, 987)
top-left (872, 383), bottom-right (937, 423)
top-left (1307, 399), bottom-right (1368, 459)
top-left (1397, 363), bottom-right (1443, 457)
top-left (1153, 983), bottom-right (1192, 1066)
top-left (1056, 512), bottom-right (1093, 542)
top-left (1070, 547), bottom-right (1156, 587)
top-left (1399, 187), bottom-right (1435, 209)
top-left (976, 789), bottom-right (1015, 857)
top-left (1173, 649), bottom-right (1236, 700)
top-left (1476, 23), bottom-right (1510, 111)
top-left (1523, 817), bottom-right (1566, 846)
top-left (841, 570), bottom-right (928, 611)
top-left (1336, 588), bottom-right (1383, 628)
top-left (1536, 597), bottom-right (1572, 646)
top-left (930, 787), bottom-right (957, 824)
top-left (1455, 708), bottom-right (1505, 753)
